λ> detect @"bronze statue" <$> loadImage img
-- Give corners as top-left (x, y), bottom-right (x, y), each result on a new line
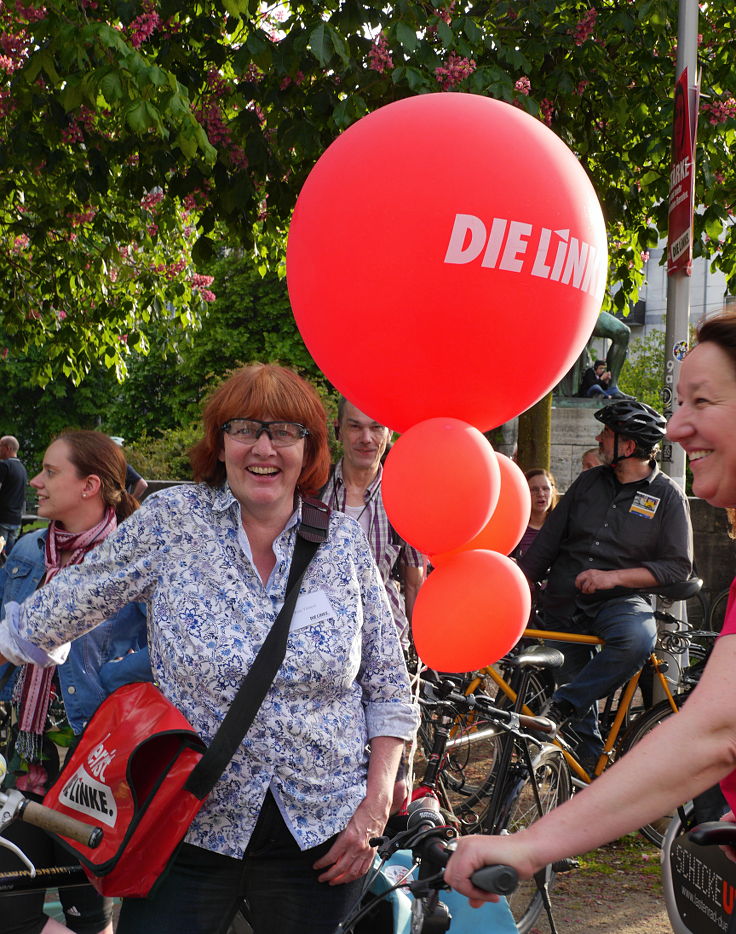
top-left (557, 311), bottom-right (631, 397)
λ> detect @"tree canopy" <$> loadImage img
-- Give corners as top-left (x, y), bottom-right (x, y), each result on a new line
top-left (1, 0), bottom-right (735, 385)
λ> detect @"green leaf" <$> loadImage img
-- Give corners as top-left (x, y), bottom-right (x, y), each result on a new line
top-left (404, 66), bottom-right (425, 91)
top-left (44, 730), bottom-right (74, 748)
top-left (327, 25), bottom-right (350, 66)
top-left (99, 72), bottom-right (124, 104)
top-left (309, 23), bottom-right (333, 67)
top-left (462, 17), bottom-right (482, 44)
top-left (437, 20), bottom-right (453, 47)
top-left (60, 82), bottom-right (84, 113)
top-left (705, 213), bottom-right (724, 241)
top-left (396, 22), bottom-right (418, 52)
top-left (39, 50), bottom-right (60, 85)
top-left (222, 0), bottom-right (246, 17)
top-left (125, 100), bottom-right (150, 134)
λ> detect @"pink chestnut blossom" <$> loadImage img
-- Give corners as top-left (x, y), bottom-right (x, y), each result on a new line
top-left (702, 97), bottom-right (736, 126)
top-left (129, 1), bottom-right (161, 48)
top-left (368, 33), bottom-right (393, 74)
top-left (571, 7), bottom-right (597, 46)
top-left (435, 52), bottom-right (476, 91)
top-left (540, 98), bottom-right (554, 126)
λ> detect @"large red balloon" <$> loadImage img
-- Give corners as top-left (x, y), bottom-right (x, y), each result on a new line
top-left (431, 453), bottom-right (531, 563)
top-left (287, 93), bottom-right (607, 432)
top-left (412, 551), bottom-right (530, 671)
top-left (382, 418), bottom-right (500, 555)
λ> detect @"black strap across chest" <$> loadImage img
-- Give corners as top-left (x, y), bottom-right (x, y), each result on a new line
top-left (184, 497), bottom-right (330, 799)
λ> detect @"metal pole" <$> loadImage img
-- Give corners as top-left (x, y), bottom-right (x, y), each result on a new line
top-left (656, 0), bottom-right (699, 702)
top-left (662, 0), bottom-right (698, 490)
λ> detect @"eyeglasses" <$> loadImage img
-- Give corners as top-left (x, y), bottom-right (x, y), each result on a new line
top-left (221, 419), bottom-right (309, 447)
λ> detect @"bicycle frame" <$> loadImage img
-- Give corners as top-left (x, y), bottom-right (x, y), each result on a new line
top-left (465, 626), bottom-right (682, 784)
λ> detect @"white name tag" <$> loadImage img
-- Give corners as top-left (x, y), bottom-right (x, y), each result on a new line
top-left (290, 590), bottom-right (336, 631)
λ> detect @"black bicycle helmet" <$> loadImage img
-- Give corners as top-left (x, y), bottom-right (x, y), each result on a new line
top-left (594, 399), bottom-right (667, 450)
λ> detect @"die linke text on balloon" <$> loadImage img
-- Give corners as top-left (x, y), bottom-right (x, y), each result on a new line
top-left (444, 214), bottom-right (606, 297)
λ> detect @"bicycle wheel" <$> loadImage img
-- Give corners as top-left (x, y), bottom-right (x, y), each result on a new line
top-left (482, 664), bottom-right (555, 714)
top-left (684, 587), bottom-right (709, 630)
top-left (436, 666), bottom-right (554, 827)
top-left (415, 696), bottom-right (502, 829)
top-left (708, 587), bottom-right (730, 633)
top-left (490, 745), bottom-right (572, 934)
top-left (616, 695), bottom-right (688, 847)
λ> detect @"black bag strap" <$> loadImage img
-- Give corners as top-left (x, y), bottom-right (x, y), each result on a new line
top-left (184, 498), bottom-right (330, 799)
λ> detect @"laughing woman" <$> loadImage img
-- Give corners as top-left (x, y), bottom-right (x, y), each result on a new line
top-left (0, 365), bottom-right (416, 934)
top-left (446, 308), bottom-right (736, 905)
top-left (0, 430), bottom-right (149, 934)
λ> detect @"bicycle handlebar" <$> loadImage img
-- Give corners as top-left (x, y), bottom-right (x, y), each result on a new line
top-left (418, 837), bottom-right (519, 895)
top-left (421, 679), bottom-right (556, 735)
top-left (1, 789), bottom-right (103, 849)
top-left (689, 821), bottom-right (736, 848)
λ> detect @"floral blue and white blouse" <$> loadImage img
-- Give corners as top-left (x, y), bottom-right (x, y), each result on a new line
top-left (0, 484), bottom-right (418, 859)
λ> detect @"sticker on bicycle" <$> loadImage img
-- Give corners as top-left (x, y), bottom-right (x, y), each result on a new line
top-left (629, 492), bottom-right (661, 519)
top-left (58, 763), bottom-right (118, 827)
top-left (668, 831), bottom-right (735, 933)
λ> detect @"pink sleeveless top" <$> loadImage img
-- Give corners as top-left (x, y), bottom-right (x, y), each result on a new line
top-left (717, 578), bottom-right (736, 812)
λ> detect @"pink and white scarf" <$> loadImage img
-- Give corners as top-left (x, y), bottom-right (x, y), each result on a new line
top-left (13, 507), bottom-right (117, 761)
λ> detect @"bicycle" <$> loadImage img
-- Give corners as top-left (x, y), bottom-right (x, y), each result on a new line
top-left (494, 580), bottom-right (715, 846)
top-left (662, 799), bottom-right (736, 934)
top-left (414, 672), bottom-right (571, 933)
top-left (443, 578), bottom-right (716, 848)
top-left (338, 795), bottom-right (519, 934)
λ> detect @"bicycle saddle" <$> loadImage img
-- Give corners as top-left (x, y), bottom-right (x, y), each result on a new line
top-left (506, 645), bottom-right (565, 670)
top-left (650, 576), bottom-right (703, 601)
top-left (596, 575), bottom-right (703, 603)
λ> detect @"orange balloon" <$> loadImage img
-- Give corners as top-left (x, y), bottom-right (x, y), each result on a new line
top-left (412, 550), bottom-right (530, 671)
top-left (432, 453), bottom-right (531, 563)
top-left (382, 418), bottom-right (501, 555)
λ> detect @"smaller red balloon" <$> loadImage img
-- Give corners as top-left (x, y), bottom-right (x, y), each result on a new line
top-left (412, 550), bottom-right (530, 671)
top-left (431, 453), bottom-right (531, 563)
top-left (382, 418), bottom-right (501, 556)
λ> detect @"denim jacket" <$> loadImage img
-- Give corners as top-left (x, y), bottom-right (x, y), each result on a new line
top-left (0, 529), bottom-right (152, 732)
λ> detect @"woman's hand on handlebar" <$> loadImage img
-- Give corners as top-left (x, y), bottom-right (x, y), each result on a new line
top-left (445, 835), bottom-right (536, 908)
top-left (720, 810), bottom-right (736, 864)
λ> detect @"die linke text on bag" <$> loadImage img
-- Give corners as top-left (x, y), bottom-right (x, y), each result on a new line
top-left (443, 213), bottom-right (606, 298)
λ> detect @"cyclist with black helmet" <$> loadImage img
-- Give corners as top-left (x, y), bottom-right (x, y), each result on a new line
top-left (517, 399), bottom-right (693, 772)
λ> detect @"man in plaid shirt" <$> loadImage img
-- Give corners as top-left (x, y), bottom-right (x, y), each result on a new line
top-left (320, 399), bottom-right (424, 647)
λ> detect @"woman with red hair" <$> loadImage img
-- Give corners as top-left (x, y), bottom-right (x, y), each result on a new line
top-left (0, 364), bottom-right (416, 934)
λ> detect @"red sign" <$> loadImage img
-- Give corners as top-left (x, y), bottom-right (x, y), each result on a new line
top-left (667, 68), bottom-right (699, 275)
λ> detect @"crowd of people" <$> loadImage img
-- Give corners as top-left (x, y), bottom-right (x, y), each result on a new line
top-left (1, 308), bottom-right (735, 933)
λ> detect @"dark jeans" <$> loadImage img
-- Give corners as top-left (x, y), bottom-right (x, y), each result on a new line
top-left (547, 596), bottom-right (657, 765)
top-left (117, 793), bottom-right (364, 934)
